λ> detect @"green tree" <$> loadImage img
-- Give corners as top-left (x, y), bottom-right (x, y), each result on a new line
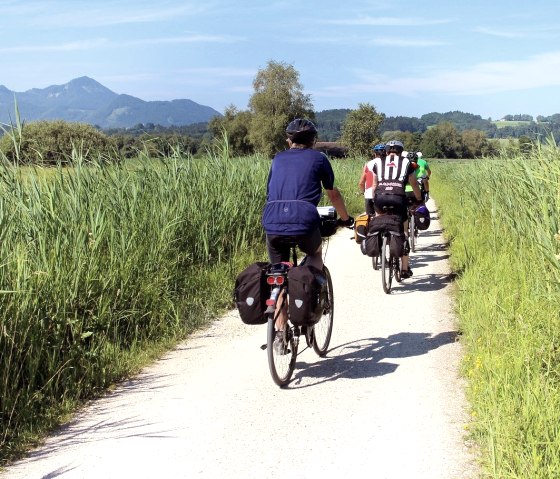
top-left (461, 129), bottom-right (494, 158)
top-left (209, 105), bottom-right (254, 156)
top-left (340, 103), bottom-right (385, 157)
top-left (420, 121), bottom-right (463, 159)
top-left (248, 60), bottom-right (314, 157)
top-left (0, 120), bottom-right (116, 165)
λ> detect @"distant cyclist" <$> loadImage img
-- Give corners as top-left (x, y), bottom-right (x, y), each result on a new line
top-left (371, 140), bottom-right (422, 279)
top-left (262, 118), bottom-right (354, 351)
top-left (358, 143), bottom-right (386, 215)
top-left (415, 152), bottom-right (431, 200)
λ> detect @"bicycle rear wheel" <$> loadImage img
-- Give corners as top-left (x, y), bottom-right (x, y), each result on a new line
top-left (312, 265), bottom-right (334, 356)
top-left (267, 314), bottom-right (297, 387)
top-left (381, 236), bottom-right (393, 294)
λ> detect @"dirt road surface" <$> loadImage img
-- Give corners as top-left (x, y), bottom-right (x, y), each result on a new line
top-left (1, 200), bottom-right (478, 479)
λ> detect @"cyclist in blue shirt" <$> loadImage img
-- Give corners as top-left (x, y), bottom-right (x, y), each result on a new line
top-left (262, 119), bottom-right (353, 270)
top-left (262, 119), bottom-right (353, 351)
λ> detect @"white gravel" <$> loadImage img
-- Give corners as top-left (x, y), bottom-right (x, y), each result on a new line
top-left (1, 199), bottom-right (479, 479)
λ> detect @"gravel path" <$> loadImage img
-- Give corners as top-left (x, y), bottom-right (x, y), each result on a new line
top-left (1, 200), bottom-right (478, 479)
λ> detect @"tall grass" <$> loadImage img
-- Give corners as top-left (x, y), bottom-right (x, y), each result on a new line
top-left (0, 141), bottom-right (364, 464)
top-left (432, 143), bottom-right (560, 478)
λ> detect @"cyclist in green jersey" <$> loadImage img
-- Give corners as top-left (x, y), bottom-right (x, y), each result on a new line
top-left (415, 152), bottom-right (431, 200)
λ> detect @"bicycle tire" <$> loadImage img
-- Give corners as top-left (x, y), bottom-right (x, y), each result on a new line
top-left (312, 265), bottom-right (334, 356)
top-left (394, 255), bottom-right (402, 283)
top-left (381, 235), bottom-right (392, 294)
top-left (267, 313), bottom-right (296, 387)
top-left (409, 214), bottom-right (416, 253)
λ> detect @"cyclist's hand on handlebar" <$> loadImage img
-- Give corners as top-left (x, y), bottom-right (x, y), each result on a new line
top-left (337, 216), bottom-right (355, 228)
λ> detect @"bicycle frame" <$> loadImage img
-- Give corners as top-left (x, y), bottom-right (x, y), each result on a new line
top-left (264, 230), bottom-right (335, 387)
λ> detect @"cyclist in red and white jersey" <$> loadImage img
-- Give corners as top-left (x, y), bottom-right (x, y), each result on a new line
top-left (358, 143), bottom-right (386, 215)
top-left (371, 140), bottom-right (422, 278)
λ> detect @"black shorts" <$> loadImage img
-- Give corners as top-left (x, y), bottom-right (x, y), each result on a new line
top-left (364, 198), bottom-right (375, 215)
top-left (266, 228), bottom-right (322, 264)
top-left (374, 194), bottom-right (407, 222)
top-left (405, 191), bottom-right (417, 205)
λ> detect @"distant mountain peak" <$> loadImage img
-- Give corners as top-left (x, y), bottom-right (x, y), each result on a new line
top-left (0, 76), bottom-right (221, 128)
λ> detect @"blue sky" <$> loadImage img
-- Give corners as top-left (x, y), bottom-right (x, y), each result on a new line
top-left (2, 0), bottom-right (560, 120)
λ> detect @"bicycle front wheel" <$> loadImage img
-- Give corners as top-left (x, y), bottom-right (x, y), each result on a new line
top-left (267, 314), bottom-right (296, 387)
top-left (409, 214), bottom-right (416, 253)
top-left (312, 265), bottom-right (334, 356)
top-left (381, 236), bottom-right (393, 294)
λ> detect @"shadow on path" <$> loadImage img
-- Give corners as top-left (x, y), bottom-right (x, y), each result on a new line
top-left (288, 330), bottom-right (458, 389)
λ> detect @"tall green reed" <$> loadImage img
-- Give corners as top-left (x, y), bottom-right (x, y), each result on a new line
top-left (432, 144), bottom-right (560, 478)
top-left (0, 149), bottom-right (270, 461)
top-left (0, 140), bottom-right (364, 463)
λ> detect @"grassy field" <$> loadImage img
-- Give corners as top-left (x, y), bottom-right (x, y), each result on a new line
top-left (431, 145), bottom-right (560, 478)
top-left (0, 149), bottom-right (364, 465)
top-left (493, 120), bottom-right (532, 128)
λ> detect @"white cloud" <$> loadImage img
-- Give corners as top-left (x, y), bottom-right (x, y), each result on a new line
top-left (315, 51), bottom-right (560, 98)
top-left (0, 39), bottom-right (109, 53)
top-left (177, 67), bottom-right (256, 77)
top-left (0, 34), bottom-right (241, 54)
top-left (285, 34), bottom-right (444, 47)
top-left (124, 34), bottom-right (244, 46)
top-left (321, 16), bottom-right (453, 27)
top-left (372, 38), bottom-right (446, 47)
top-left (474, 25), bottom-right (560, 39)
top-left (31, 3), bottom-right (207, 28)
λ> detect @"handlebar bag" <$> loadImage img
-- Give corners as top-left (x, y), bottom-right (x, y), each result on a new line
top-left (234, 262), bottom-right (269, 325)
top-left (287, 265), bottom-right (327, 326)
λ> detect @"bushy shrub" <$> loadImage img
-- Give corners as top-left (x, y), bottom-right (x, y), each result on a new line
top-left (0, 120), bottom-right (117, 165)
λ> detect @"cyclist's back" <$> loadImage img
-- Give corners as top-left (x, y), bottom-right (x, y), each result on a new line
top-left (372, 140), bottom-right (422, 278)
top-left (261, 119), bottom-right (353, 350)
top-left (262, 119), bottom-right (353, 271)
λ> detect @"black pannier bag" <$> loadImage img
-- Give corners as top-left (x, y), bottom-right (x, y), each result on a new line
top-left (363, 214), bottom-right (406, 258)
top-left (361, 231), bottom-right (381, 257)
top-left (233, 262), bottom-right (269, 325)
top-left (414, 205), bottom-right (431, 230)
top-left (390, 232), bottom-right (406, 258)
top-left (287, 265), bottom-right (327, 326)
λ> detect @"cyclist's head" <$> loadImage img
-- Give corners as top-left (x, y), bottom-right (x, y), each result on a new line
top-left (416, 151), bottom-right (423, 158)
top-left (372, 143), bottom-right (386, 156)
top-left (286, 118), bottom-right (318, 146)
top-left (407, 151), bottom-right (417, 160)
top-left (386, 140), bottom-right (404, 155)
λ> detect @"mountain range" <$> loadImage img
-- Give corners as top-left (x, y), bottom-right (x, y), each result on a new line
top-left (0, 77), bottom-right (221, 129)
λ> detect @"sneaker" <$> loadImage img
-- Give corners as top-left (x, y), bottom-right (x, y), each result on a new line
top-left (273, 331), bottom-right (287, 355)
top-left (401, 269), bottom-right (413, 279)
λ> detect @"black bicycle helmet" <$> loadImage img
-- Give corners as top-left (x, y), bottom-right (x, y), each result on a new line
top-left (286, 118), bottom-right (318, 144)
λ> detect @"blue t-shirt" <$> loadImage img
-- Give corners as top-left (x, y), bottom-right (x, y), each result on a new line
top-left (262, 148), bottom-right (335, 235)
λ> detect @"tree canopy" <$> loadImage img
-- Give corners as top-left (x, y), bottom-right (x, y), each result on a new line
top-left (340, 103), bottom-right (385, 157)
top-left (248, 60), bottom-right (314, 157)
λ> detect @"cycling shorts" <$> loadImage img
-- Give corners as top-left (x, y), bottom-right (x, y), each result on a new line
top-left (374, 194), bottom-right (407, 222)
top-left (266, 228), bottom-right (322, 264)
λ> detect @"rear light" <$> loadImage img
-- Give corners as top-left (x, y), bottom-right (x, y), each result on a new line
top-left (266, 275), bottom-right (285, 285)
top-left (266, 299), bottom-right (275, 306)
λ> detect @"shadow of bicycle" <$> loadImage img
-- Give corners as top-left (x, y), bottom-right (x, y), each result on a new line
top-left (288, 330), bottom-right (459, 388)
